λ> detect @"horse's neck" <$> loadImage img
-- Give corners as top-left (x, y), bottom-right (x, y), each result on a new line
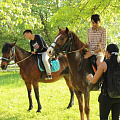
top-left (67, 50), bottom-right (92, 78)
top-left (67, 33), bottom-right (87, 64)
top-left (15, 46), bottom-right (31, 64)
top-left (67, 33), bottom-right (88, 69)
top-left (67, 50), bottom-right (84, 67)
top-left (71, 33), bottom-right (85, 51)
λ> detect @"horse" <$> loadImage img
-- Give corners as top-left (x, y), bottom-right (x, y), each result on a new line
top-left (1, 42), bottom-right (74, 113)
top-left (47, 27), bottom-right (101, 120)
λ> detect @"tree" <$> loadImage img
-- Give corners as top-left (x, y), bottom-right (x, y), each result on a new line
top-left (0, 0), bottom-right (120, 55)
top-left (50, 0), bottom-right (120, 44)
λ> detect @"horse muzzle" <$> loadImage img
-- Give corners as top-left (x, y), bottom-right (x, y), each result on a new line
top-left (1, 64), bottom-right (8, 70)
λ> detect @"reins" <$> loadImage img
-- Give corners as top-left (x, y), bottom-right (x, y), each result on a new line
top-left (8, 54), bottom-right (33, 65)
top-left (63, 44), bottom-right (86, 54)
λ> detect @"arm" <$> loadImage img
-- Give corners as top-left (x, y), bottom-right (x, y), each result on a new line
top-left (84, 48), bottom-right (102, 59)
top-left (87, 62), bottom-right (107, 84)
top-left (30, 41), bottom-right (35, 54)
top-left (35, 35), bottom-right (48, 53)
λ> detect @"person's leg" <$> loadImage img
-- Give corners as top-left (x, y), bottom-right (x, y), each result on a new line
top-left (111, 103), bottom-right (120, 120)
top-left (99, 102), bottom-right (111, 120)
top-left (96, 52), bottom-right (104, 66)
top-left (42, 52), bottom-right (52, 79)
top-left (99, 94), bottom-right (111, 120)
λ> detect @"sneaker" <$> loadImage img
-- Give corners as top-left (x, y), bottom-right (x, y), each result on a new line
top-left (45, 74), bottom-right (52, 80)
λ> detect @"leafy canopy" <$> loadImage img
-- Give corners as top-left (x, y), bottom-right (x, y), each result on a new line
top-left (0, 0), bottom-right (120, 55)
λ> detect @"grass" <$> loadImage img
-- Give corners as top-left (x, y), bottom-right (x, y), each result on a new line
top-left (0, 71), bottom-right (111, 120)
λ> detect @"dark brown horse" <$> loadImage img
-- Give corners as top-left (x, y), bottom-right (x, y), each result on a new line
top-left (1, 42), bottom-right (74, 112)
top-left (47, 27), bottom-right (101, 120)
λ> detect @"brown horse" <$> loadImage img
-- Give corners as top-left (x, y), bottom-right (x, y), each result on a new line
top-left (47, 27), bottom-right (101, 120)
top-left (1, 42), bottom-right (74, 112)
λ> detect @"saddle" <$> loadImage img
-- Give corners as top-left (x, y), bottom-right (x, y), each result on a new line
top-left (88, 55), bottom-right (97, 72)
top-left (37, 55), bottom-right (60, 72)
top-left (88, 55), bottom-right (104, 90)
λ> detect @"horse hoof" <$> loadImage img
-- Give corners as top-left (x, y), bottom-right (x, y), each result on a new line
top-left (67, 103), bottom-right (74, 109)
top-left (67, 106), bottom-right (70, 109)
top-left (27, 106), bottom-right (33, 111)
top-left (27, 107), bottom-right (33, 111)
top-left (67, 105), bottom-right (72, 109)
top-left (36, 110), bottom-right (41, 113)
top-left (27, 109), bottom-right (32, 112)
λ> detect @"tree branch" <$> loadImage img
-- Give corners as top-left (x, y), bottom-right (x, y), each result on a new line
top-left (79, 0), bottom-right (91, 14)
top-left (101, 0), bottom-right (111, 13)
top-left (39, 11), bottom-right (52, 44)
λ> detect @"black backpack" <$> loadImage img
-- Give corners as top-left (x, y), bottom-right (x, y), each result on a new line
top-left (105, 59), bottom-right (120, 98)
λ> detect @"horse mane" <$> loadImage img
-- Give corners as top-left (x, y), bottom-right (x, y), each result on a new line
top-left (70, 31), bottom-right (87, 51)
top-left (2, 43), bottom-right (11, 54)
top-left (15, 45), bottom-right (31, 55)
top-left (2, 42), bottom-right (31, 55)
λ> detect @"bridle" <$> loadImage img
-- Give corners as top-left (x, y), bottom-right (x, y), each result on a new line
top-left (50, 33), bottom-right (86, 56)
top-left (2, 46), bottom-right (15, 63)
top-left (2, 46), bottom-right (32, 65)
top-left (50, 33), bottom-right (73, 55)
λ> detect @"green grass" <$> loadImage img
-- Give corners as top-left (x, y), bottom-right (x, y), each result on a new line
top-left (0, 71), bottom-right (111, 120)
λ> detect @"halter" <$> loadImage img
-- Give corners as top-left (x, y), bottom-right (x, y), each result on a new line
top-left (50, 33), bottom-right (72, 55)
top-left (51, 33), bottom-right (86, 55)
top-left (2, 46), bottom-right (15, 63)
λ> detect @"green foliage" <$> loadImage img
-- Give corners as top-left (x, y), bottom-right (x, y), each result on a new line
top-left (0, 0), bottom-right (120, 56)
top-left (50, 0), bottom-right (120, 44)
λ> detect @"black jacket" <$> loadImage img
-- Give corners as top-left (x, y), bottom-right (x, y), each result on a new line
top-left (30, 35), bottom-right (48, 53)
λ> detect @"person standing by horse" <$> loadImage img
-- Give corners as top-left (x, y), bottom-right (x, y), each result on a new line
top-left (23, 29), bottom-right (52, 80)
top-left (84, 14), bottom-right (107, 67)
top-left (87, 43), bottom-right (120, 120)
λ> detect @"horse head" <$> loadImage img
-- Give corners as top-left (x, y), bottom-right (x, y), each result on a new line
top-left (47, 27), bottom-right (86, 57)
top-left (1, 42), bottom-right (16, 70)
top-left (47, 27), bottom-right (72, 56)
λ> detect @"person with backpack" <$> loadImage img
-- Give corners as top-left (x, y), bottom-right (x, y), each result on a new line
top-left (23, 29), bottom-right (52, 80)
top-left (87, 43), bottom-right (120, 120)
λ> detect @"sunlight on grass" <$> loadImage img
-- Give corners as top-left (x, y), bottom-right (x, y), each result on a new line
top-left (0, 71), bottom-right (112, 120)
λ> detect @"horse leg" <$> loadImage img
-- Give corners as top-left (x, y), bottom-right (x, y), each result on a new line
top-left (25, 82), bottom-right (33, 111)
top-left (33, 82), bottom-right (42, 113)
top-left (64, 76), bottom-right (74, 109)
top-left (75, 90), bottom-right (84, 120)
top-left (84, 88), bottom-right (90, 120)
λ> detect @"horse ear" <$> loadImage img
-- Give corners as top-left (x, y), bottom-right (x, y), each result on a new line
top-left (3, 42), bottom-right (7, 46)
top-left (11, 42), bottom-right (16, 48)
top-left (58, 27), bottom-right (61, 31)
top-left (65, 27), bottom-right (69, 33)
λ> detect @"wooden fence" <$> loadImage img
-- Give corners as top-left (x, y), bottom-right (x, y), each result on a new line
top-left (0, 60), bottom-right (19, 71)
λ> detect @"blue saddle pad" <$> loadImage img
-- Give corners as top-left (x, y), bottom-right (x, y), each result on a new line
top-left (38, 59), bottom-right (60, 72)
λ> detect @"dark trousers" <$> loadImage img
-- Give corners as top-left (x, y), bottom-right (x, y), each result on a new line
top-left (98, 93), bottom-right (120, 120)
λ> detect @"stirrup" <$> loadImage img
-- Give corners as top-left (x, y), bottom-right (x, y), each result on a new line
top-left (45, 74), bottom-right (52, 80)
